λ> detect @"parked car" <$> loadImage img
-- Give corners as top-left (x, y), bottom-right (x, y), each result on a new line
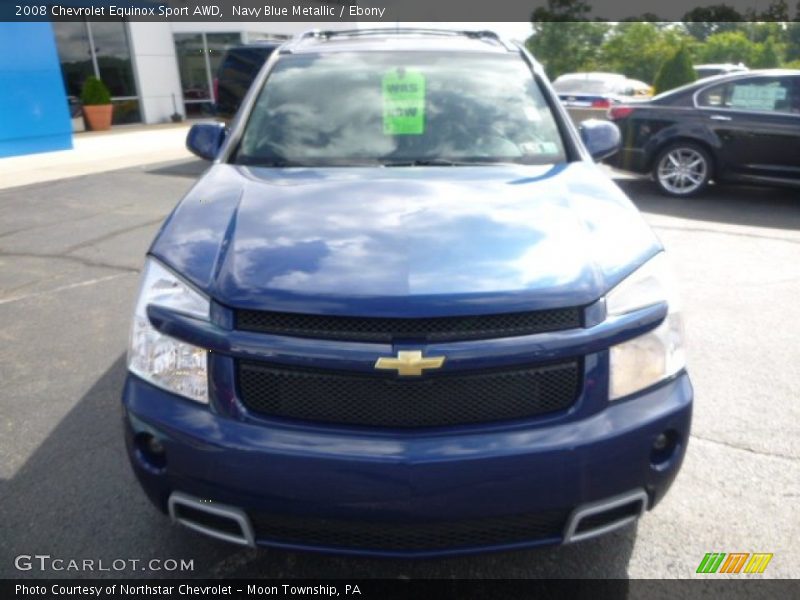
top-left (123, 28), bottom-right (691, 556)
top-left (693, 63), bottom-right (748, 79)
top-left (553, 72), bottom-right (652, 123)
top-left (214, 41), bottom-right (280, 121)
top-left (607, 69), bottom-right (800, 196)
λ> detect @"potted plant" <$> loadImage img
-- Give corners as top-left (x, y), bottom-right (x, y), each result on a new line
top-left (81, 76), bottom-right (113, 131)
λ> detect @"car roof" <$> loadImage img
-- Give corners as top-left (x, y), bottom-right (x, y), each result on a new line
top-left (691, 68), bottom-right (799, 85)
top-left (694, 63), bottom-right (747, 69)
top-left (652, 69), bottom-right (800, 101)
top-left (281, 29), bottom-right (517, 55)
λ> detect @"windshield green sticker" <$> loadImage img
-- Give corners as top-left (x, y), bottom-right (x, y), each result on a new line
top-left (383, 69), bottom-right (425, 135)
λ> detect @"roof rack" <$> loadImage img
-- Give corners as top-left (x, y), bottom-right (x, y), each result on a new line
top-left (284, 28), bottom-right (512, 52)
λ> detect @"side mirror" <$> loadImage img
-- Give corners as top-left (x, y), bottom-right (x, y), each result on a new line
top-left (579, 119), bottom-right (621, 161)
top-left (186, 122), bottom-right (226, 161)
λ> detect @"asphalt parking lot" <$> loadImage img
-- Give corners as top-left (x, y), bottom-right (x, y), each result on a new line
top-left (0, 160), bottom-right (798, 579)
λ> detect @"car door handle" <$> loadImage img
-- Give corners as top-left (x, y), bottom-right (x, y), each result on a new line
top-left (709, 114), bottom-right (732, 121)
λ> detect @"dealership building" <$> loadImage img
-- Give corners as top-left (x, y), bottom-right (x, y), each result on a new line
top-left (0, 20), bottom-right (339, 158)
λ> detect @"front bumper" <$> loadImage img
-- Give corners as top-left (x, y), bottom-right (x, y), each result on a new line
top-left (122, 371), bottom-right (692, 557)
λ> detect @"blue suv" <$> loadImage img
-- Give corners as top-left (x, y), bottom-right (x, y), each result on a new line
top-left (123, 29), bottom-right (692, 556)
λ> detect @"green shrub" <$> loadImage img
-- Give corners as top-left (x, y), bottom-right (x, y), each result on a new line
top-left (752, 37), bottom-right (781, 68)
top-left (697, 31), bottom-right (758, 65)
top-left (653, 46), bottom-right (697, 95)
top-left (80, 76), bottom-right (112, 106)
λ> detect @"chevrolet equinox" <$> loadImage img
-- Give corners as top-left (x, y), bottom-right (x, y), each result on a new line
top-left (123, 28), bottom-right (692, 556)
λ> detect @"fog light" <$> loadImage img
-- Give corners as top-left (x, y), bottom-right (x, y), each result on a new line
top-left (651, 430), bottom-right (679, 466)
top-left (135, 432), bottom-right (167, 471)
top-left (147, 436), bottom-right (165, 456)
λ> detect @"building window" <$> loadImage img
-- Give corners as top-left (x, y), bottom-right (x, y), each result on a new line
top-left (89, 22), bottom-right (137, 98)
top-left (53, 21), bottom-right (140, 124)
top-left (244, 32), bottom-right (291, 43)
top-left (174, 32), bottom-right (241, 117)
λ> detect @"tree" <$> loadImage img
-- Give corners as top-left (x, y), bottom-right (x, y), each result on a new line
top-left (682, 5), bottom-right (744, 41)
top-left (751, 36), bottom-right (783, 67)
top-left (786, 22), bottom-right (800, 61)
top-left (600, 23), bottom-right (693, 83)
top-left (621, 13), bottom-right (663, 23)
top-left (743, 22), bottom-right (785, 44)
top-left (653, 46), bottom-right (697, 94)
top-left (745, 0), bottom-right (789, 21)
top-left (697, 30), bottom-right (761, 65)
top-left (526, 22), bottom-right (610, 78)
top-left (526, 0), bottom-right (611, 79)
top-left (531, 0), bottom-right (592, 20)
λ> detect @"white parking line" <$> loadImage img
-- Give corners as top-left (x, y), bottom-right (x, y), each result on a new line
top-left (0, 272), bottom-right (133, 305)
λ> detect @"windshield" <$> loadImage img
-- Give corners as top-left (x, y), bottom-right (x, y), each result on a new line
top-left (553, 77), bottom-right (620, 95)
top-left (234, 51), bottom-right (567, 167)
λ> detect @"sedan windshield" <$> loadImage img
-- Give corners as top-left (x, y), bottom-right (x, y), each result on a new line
top-left (234, 51), bottom-right (567, 167)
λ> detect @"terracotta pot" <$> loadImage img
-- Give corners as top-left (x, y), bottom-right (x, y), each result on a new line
top-left (83, 104), bottom-right (113, 131)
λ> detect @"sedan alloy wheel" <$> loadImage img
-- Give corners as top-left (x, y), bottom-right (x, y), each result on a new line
top-left (654, 145), bottom-right (711, 197)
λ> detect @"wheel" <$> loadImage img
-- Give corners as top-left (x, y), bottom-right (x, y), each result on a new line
top-left (652, 142), bottom-right (712, 197)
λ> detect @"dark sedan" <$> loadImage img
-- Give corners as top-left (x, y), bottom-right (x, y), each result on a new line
top-left (607, 70), bottom-right (800, 196)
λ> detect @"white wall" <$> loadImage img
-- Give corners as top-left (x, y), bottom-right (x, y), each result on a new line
top-left (127, 22), bottom-right (184, 124)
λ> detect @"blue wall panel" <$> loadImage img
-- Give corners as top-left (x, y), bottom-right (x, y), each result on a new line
top-left (0, 22), bottom-right (72, 158)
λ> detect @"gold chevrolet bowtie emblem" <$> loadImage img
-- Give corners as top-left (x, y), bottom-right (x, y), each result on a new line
top-left (374, 350), bottom-right (445, 377)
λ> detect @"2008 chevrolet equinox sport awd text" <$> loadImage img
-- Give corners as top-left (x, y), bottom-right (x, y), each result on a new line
top-left (123, 29), bottom-right (692, 556)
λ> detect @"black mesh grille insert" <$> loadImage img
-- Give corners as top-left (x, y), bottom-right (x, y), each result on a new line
top-left (235, 307), bottom-right (582, 343)
top-left (237, 359), bottom-right (581, 428)
top-left (250, 510), bottom-right (567, 551)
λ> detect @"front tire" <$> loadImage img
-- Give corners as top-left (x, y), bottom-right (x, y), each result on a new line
top-left (653, 143), bottom-right (712, 197)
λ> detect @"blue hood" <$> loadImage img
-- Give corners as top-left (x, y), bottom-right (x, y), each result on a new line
top-left (150, 162), bottom-right (661, 317)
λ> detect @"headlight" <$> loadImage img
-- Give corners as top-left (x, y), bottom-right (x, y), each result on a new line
top-left (127, 258), bottom-right (210, 403)
top-left (607, 253), bottom-right (685, 400)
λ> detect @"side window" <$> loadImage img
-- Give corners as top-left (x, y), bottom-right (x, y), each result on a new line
top-left (791, 77), bottom-right (800, 114)
top-left (697, 83), bottom-right (729, 108)
top-left (727, 77), bottom-right (793, 113)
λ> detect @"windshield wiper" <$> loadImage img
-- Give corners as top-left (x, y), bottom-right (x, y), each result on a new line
top-left (380, 158), bottom-right (519, 167)
top-left (381, 158), bottom-right (478, 167)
